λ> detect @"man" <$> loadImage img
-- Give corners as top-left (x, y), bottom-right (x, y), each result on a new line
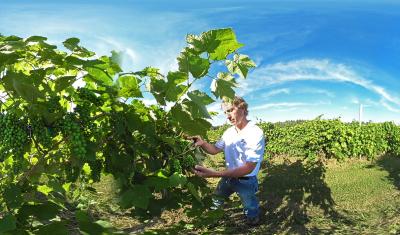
top-left (192, 96), bottom-right (265, 225)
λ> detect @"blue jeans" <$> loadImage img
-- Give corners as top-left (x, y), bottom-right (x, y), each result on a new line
top-left (213, 176), bottom-right (260, 218)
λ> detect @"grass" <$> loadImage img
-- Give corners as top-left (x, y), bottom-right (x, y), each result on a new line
top-left (89, 154), bottom-right (400, 234)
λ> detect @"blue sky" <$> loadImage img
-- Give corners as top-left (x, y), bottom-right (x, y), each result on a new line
top-left (1, 0), bottom-right (400, 125)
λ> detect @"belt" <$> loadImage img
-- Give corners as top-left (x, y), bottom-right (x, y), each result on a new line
top-left (238, 176), bottom-right (250, 180)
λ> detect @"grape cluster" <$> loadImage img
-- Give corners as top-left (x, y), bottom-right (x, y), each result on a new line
top-left (166, 139), bottom-right (202, 175)
top-left (59, 113), bottom-right (87, 159)
top-left (170, 159), bottom-right (182, 174)
top-left (169, 155), bottom-right (197, 174)
top-left (0, 113), bottom-right (29, 160)
top-left (29, 116), bottom-right (52, 148)
top-left (77, 88), bottom-right (103, 106)
top-left (181, 155), bottom-right (196, 169)
top-left (48, 96), bottom-right (61, 113)
top-left (74, 102), bottom-right (94, 130)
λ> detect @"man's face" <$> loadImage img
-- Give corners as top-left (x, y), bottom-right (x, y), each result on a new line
top-left (224, 105), bottom-right (245, 126)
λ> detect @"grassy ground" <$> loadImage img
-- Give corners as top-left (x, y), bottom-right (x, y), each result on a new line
top-left (90, 154), bottom-right (400, 234)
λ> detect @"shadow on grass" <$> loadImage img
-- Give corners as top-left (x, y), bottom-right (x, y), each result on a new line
top-left (138, 159), bottom-right (356, 235)
top-left (256, 159), bottom-right (352, 234)
top-left (375, 154), bottom-right (400, 190)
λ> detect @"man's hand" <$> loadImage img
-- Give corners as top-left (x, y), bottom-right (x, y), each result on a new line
top-left (184, 134), bottom-right (222, 155)
top-left (188, 136), bottom-right (205, 147)
top-left (193, 165), bottom-right (219, 178)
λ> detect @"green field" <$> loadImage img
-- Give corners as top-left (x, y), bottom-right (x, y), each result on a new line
top-left (89, 154), bottom-right (400, 234)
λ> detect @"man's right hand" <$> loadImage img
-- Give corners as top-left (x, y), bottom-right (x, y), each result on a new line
top-left (184, 134), bottom-right (222, 155)
top-left (189, 136), bottom-right (205, 147)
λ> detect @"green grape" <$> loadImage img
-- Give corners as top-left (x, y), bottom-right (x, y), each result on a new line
top-left (74, 101), bottom-right (94, 130)
top-left (30, 116), bottom-right (52, 148)
top-left (181, 155), bottom-right (196, 169)
top-left (77, 87), bottom-right (103, 106)
top-left (0, 112), bottom-right (29, 161)
top-left (48, 96), bottom-right (61, 113)
top-left (170, 159), bottom-right (182, 174)
top-left (59, 113), bottom-right (87, 159)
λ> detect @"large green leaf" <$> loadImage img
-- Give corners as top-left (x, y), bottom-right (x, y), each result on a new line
top-left (134, 66), bottom-right (160, 78)
top-left (189, 28), bottom-right (243, 60)
top-left (170, 104), bottom-right (191, 124)
top-left (63, 37), bottom-right (80, 51)
top-left (0, 52), bottom-right (19, 65)
top-left (3, 184), bottom-right (23, 209)
top-left (144, 173), bottom-right (170, 190)
top-left (169, 173), bottom-right (187, 187)
top-left (211, 73), bottom-right (237, 100)
top-left (177, 47), bottom-right (210, 78)
top-left (54, 75), bottom-right (76, 92)
top-left (170, 104), bottom-right (211, 136)
top-left (116, 75), bottom-right (142, 98)
top-left (86, 66), bottom-right (113, 87)
top-left (2, 72), bottom-right (45, 102)
top-left (210, 28), bottom-right (243, 60)
top-left (35, 221), bottom-right (68, 235)
top-left (186, 91), bottom-right (214, 119)
top-left (0, 214), bottom-right (16, 233)
top-left (182, 99), bottom-right (209, 119)
top-left (186, 34), bottom-right (219, 55)
top-left (187, 90), bottom-right (214, 106)
top-left (119, 185), bottom-right (151, 209)
top-left (25, 36), bottom-right (47, 42)
top-left (186, 182), bottom-right (202, 203)
top-left (147, 76), bottom-right (167, 106)
top-left (187, 28), bottom-right (243, 61)
top-left (4, 35), bottom-right (22, 41)
top-left (75, 210), bottom-right (107, 235)
top-left (167, 71), bottom-right (188, 85)
top-left (73, 45), bottom-right (95, 58)
top-left (17, 202), bottom-right (61, 221)
top-left (96, 55), bottom-right (122, 75)
top-left (164, 71), bottom-right (188, 102)
top-left (226, 54), bottom-right (256, 78)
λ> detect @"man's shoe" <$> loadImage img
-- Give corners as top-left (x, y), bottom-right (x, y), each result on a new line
top-left (246, 216), bottom-right (260, 226)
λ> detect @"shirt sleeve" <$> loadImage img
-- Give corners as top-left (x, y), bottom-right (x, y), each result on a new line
top-left (244, 130), bottom-right (265, 163)
top-left (215, 138), bottom-right (225, 150)
top-left (214, 130), bottom-right (226, 150)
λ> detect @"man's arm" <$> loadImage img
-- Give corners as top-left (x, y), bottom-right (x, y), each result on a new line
top-left (191, 136), bottom-right (222, 155)
top-left (193, 162), bottom-right (256, 178)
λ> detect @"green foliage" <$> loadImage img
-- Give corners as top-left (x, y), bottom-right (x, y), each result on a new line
top-left (208, 119), bottom-right (400, 162)
top-left (0, 28), bottom-right (255, 233)
top-left (254, 120), bottom-right (400, 161)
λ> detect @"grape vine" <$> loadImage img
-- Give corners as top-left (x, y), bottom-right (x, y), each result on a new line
top-left (0, 29), bottom-right (255, 233)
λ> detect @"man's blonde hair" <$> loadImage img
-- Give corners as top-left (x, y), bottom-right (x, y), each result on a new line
top-left (222, 96), bottom-right (248, 116)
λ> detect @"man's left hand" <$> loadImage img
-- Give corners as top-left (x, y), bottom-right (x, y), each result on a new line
top-left (193, 165), bottom-right (219, 178)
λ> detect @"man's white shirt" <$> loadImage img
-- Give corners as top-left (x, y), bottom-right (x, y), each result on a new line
top-left (215, 121), bottom-right (265, 177)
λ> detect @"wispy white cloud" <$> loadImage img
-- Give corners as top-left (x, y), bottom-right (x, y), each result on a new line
top-left (261, 88), bottom-right (290, 98)
top-left (251, 101), bottom-right (326, 111)
top-left (243, 59), bottom-right (400, 113)
top-left (299, 88), bottom-right (335, 98)
top-left (380, 99), bottom-right (400, 113)
top-left (272, 107), bottom-right (302, 112)
top-left (0, 2), bottom-right (203, 75)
